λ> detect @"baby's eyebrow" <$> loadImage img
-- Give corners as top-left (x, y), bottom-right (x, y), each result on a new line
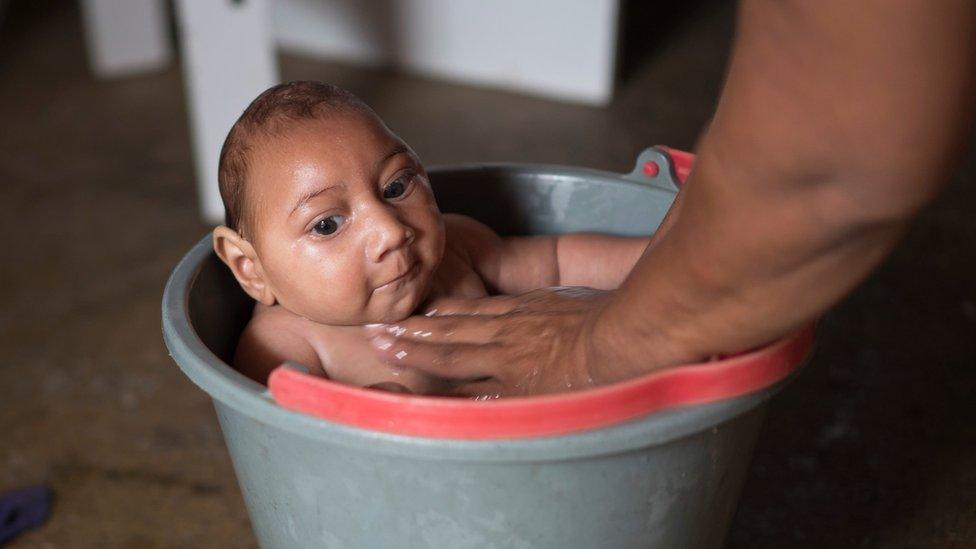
top-left (289, 145), bottom-right (412, 216)
top-left (290, 184), bottom-right (339, 216)
top-left (376, 144), bottom-right (411, 171)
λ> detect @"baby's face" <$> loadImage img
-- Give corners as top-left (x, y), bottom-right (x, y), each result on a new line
top-left (246, 111), bottom-right (445, 324)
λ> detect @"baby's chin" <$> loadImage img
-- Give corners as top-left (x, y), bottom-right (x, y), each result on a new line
top-left (297, 268), bottom-right (435, 326)
top-left (296, 293), bottom-right (426, 326)
top-left (373, 290), bottom-right (431, 324)
top-left (304, 308), bottom-right (412, 326)
top-left (366, 274), bottom-right (435, 324)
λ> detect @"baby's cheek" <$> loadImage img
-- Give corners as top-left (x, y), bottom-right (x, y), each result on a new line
top-left (298, 264), bottom-right (364, 323)
top-left (422, 212), bottom-right (446, 259)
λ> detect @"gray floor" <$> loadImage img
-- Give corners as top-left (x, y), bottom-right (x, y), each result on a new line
top-left (1, 1), bottom-right (973, 547)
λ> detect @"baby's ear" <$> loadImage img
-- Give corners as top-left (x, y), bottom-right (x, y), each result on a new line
top-left (213, 226), bottom-right (277, 306)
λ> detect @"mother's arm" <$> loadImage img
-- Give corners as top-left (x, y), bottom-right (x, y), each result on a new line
top-left (368, 0), bottom-right (976, 395)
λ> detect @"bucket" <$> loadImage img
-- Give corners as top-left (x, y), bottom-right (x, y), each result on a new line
top-left (163, 147), bottom-right (813, 548)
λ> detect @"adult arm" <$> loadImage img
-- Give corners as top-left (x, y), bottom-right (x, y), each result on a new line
top-left (590, 0), bottom-right (976, 381)
top-left (368, 0), bottom-right (976, 395)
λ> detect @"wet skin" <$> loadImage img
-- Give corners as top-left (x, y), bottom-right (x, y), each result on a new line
top-left (363, 1), bottom-right (976, 396)
top-left (214, 109), bottom-right (652, 395)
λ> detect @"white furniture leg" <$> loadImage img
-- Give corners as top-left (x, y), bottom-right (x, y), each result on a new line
top-left (79, 0), bottom-right (172, 77)
top-left (175, 0), bottom-right (278, 224)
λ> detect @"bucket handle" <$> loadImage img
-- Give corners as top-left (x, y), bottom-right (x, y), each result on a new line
top-left (620, 146), bottom-right (694, 192)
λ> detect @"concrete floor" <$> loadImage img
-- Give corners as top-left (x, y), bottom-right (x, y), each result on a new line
top-left (1, 1), bottom-right (973, 547)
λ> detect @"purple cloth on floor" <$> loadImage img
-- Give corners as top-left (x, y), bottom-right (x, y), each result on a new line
top-left (0, 485), bottom-right (51, 545)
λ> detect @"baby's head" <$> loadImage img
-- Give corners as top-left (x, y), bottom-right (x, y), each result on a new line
top-left (213, 81), bottom-right (445, 325)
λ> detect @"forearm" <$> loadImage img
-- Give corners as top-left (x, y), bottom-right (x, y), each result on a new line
top-left (593, 0), bottom-right (976, 378)
top-left (598, 153), bottom-right (910, 372)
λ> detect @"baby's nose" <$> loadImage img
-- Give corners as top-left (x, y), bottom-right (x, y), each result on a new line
top-left (367, 205), bottom-right (415, 262)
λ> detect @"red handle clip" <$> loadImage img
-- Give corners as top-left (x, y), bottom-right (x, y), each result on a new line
top-left (657, 146), bottom-right (694, 184)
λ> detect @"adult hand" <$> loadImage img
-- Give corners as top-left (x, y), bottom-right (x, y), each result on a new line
top-left (365, 1), bottom-right (975, 399)
top-left (364, 287), bottom-right (663, 397)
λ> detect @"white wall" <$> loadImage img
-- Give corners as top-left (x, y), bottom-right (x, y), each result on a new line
top-left (273, 0), bottom-right (620, 105)
top-left (81, 0), bottom-right (621, 222)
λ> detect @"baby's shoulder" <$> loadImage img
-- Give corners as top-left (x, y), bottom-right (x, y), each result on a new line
top-left (443, 212), bottom-right (492, 236)
top-left (242, 303), bottom-right (306, 336)
top-left (442, 213), bottom-right (502, 257)
top-left (234, 305), bottom-right (323, 383)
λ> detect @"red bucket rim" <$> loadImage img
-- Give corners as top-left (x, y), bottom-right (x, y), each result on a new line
top-left (268, 325), bottom-right (814, 440)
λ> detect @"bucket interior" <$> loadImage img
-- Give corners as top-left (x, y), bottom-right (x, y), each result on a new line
top-left (187, 253), bottom-right (253, 366)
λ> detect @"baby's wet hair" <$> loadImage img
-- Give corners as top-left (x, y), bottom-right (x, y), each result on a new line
top-left (218, 81), bottom-right (374, 234)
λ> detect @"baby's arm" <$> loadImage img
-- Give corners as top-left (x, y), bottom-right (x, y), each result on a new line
top-left (234, 313), bottom-right (324, 384)
top-left (551, 234), bottom-right (651, 289)
top-left (446, 214), bottom-right (661, 294)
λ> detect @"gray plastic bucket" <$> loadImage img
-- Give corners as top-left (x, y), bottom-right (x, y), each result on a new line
top-left (162, 148), bottom-right (810, 548)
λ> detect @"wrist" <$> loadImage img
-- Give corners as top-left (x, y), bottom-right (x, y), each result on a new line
top-left (584, 298), bottom-right (701, 385)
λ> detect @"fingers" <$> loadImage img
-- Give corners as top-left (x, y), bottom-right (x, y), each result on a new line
top-left (422, 294), bottom-right (523, 316)
top-left (365, 381), bottom-right (413, 394)
top-left (367, 334), bottom-right (497, 380)
top-left (365, 314), bottom-right (501, 345)
top-left (454, 378), bottom-right (505, 399)
top-left (420, 288), bottom-right (609, 318)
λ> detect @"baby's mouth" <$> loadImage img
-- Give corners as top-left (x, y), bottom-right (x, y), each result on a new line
top-left (374, 262), bottom-right (418, 293)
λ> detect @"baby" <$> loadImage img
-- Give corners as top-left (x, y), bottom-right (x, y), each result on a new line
top-left (214, 81), bottom-right (654, 395)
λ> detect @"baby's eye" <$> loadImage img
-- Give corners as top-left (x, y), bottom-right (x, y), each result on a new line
top-left (312, 215), bottom-right (345, 236)
top-left (382, 174), bottom-right (413, 200)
